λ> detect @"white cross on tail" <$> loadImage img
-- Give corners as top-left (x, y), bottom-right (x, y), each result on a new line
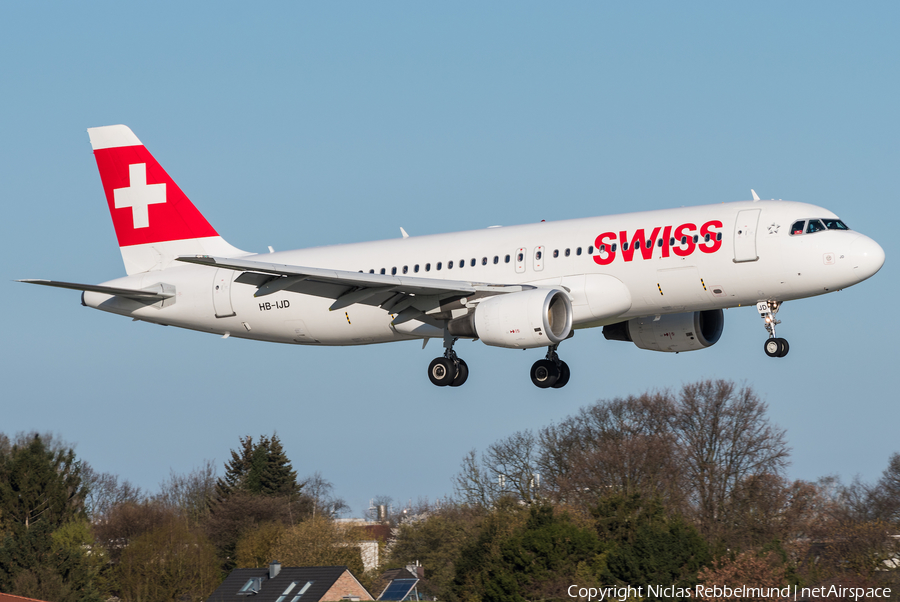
top-left (113, 163), bottom-right (166, 229)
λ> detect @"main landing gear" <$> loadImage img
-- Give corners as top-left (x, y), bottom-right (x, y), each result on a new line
top-left (757, 300), bottom-right (789, 358)
top-left (530, 343), bottom-right (570, 389)
top-left (428, 333), bottom-right (468, 387)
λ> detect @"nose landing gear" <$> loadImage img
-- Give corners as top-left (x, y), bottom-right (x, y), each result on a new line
top-left (757, 300), bottom-right (789, 358)
top-left (530, 343), bottom-right (570, 389)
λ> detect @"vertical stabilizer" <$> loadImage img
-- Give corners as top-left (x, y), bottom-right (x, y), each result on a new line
top-left (88, 125), bottom-right (247, 275)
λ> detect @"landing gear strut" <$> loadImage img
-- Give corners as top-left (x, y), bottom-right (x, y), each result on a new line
top-left (757, 300), bottom-right (789, 358)
top-left (428, 330), bottom-right (469, 387)
top-left (530, 343), bottom-right (570, 389)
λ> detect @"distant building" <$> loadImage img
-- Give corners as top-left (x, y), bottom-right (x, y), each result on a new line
top-left (207, 561), bottom-right (372, 602)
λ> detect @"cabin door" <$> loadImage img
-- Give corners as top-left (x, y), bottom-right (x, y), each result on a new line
top-left (733, 209), bottom-right (761, 263)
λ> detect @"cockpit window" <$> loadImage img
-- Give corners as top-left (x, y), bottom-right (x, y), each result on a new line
top-left (806, 219), bottom-right (826, 234)
top-left (790, 220), bottom-right (806, 235)
top-left (822, 218), bottom-right (850, 230)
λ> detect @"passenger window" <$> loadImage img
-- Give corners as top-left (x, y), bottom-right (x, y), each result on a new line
top-left (403, 266), bottom-right (408, 274)
top-left (391, 267), bottom-right (397, 275)
top-left (565, 248), bottom-right (571, 257)
top-left (600, 244), bottom-right (606, 252)
top-left (414, 264), bottom-right (419, 273)
top-left (657, 239), bottom-right (663, 247)
top-left (505, 254), bottom-right (511, 263)
top-left (493, 256), bottom-right (499, 264)
top-left (623, 242), bottom-right (628, 251)
top-left (645, 240), bottom-right (651, 249)
top-left (517, 252), bottom-right (524, 261)
top-left (791, 220), bottom-right (805, 235)
top-left (369, 269), bottom-right (375, 274)
top-left (670, 237), bottom-right (675, 246)
top-left (553, 249), bottom-right (559, 258)
top-left (612, 243), bottom-right (617, 252)
top-left (576, 247), bottom-right (582, 255)
top-left (425, 263), bottom-right (431, 272)
top-left (588, 245), bottom-right (594, 254)
top-left (704, 233), bottom-right (710, 242)
top-left (681, 236), bottom-right (687, 244)
top-left (471, 258), bottom-right (476, 267)
top-left (436, 262), bottom-right (442, 270)
top-left (459, 259), bottom-right (464, 268)
top-left (448, 261), bottom-right (453, 269)
top-left (806, 219), bottom-right (826, 234)
top-left (482, 257), bottom-right (488, 265)
top-left (536, 250), bottom-right (543, 260)
top-left (380, 268), bottom-right (385, 275)
top-left (717, 232), bottom-right (722, 241)
top-left (693, 235), bottom-right (699, 243)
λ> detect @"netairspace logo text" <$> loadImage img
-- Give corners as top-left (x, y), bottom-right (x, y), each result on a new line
top-left (567, 584), bottom-right (893, 601)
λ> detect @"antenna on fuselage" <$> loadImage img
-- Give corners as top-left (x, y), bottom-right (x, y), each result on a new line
top-left (751, 189), bottom-right (760, 201)
top-left (400, 227), bottom-right (410, 239)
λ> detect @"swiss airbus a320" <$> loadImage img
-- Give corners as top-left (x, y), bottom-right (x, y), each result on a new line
top-left (22, 125), bottom-right (885, 388)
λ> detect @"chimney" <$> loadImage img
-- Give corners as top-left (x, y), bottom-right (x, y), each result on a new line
top-left (377, 504), bottom-right (387, 522)
top-left (269, 560), bottom-right (281, 579)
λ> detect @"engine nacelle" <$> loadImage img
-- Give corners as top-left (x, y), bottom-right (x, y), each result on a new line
top-left (602, 309), bottom-right (724, 352)
top-left (448, 288), bottom-right (573, 349)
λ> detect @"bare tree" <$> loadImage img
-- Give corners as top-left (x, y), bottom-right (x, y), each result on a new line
top-left (674, 380), bottom-right (790, 544)
top-left (305, 471), bottom-right (349, 519)
top-left (453, 431), bottom-right (542, 506)
top-left (154, 459), bottom-right (217, 525)
top-left (82, 464), bottom-right (144, 522)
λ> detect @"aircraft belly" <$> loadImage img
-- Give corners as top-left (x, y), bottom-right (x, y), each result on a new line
top-left (228, 288), bottom-right (400, 345)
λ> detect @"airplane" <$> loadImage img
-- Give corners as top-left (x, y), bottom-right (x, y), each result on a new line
top-left (21, 125), bottom-right (885, 389)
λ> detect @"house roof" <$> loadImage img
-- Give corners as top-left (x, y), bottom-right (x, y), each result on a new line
top-left (0, 594), bottom-right (50, 602)
top-left (206, 566), bottom-right (369, 602)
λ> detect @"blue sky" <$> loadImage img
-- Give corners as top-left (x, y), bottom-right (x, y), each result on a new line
top-left (2, 2), bottom-right (898, 516)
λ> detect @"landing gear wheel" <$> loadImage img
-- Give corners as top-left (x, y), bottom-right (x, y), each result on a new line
top-left (428, 357), bottom-right (456, 386)
top-left (450, 359), bottom-right (469, 387)
top-left (764, 338), bottom-right (789, 358)
top-left (551, 361), bottom-right (570, 388)
top-left (776, 338), bottom-right (789, 357)
top-left (530, 359), bottom-right (560, 389)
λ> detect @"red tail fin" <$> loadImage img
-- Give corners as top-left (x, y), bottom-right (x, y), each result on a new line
top-left (88, 125), bottom-right (246, 274)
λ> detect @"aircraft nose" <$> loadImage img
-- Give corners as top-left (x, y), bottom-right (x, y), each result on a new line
top-left (849, 235), bottom-right (885, 282)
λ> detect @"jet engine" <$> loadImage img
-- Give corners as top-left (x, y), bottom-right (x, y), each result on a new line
top-left (448, 288), bottom-right (573, 349)
top-left (602, 309), bottom-right (724, 352)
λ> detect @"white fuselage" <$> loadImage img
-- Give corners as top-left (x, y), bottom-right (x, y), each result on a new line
top-left (82, 200), bottom-right (883, 346)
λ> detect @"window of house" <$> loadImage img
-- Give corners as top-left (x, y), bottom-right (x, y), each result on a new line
top-left (289, 582), bottom-right (314, 602)
top-left (276, 582), bottom-right (298, 602)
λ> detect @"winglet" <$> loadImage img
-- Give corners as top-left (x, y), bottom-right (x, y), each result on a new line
top-left (751, 189), bottom-right (760, 201)
top-left (400, 227), bottom-right (410, 239)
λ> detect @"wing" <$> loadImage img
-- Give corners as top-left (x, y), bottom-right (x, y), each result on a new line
top-left (176, 255), bottom-right (531, 324)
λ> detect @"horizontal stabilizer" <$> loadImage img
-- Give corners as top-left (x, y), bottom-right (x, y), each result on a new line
top-left (18, 279), bottom-right (174, 301)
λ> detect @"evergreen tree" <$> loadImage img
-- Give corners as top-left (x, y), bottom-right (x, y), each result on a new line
top-left (0, 435), bottom-right (86, 531)
top-left (215, 434), bottom-right (300, 499)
